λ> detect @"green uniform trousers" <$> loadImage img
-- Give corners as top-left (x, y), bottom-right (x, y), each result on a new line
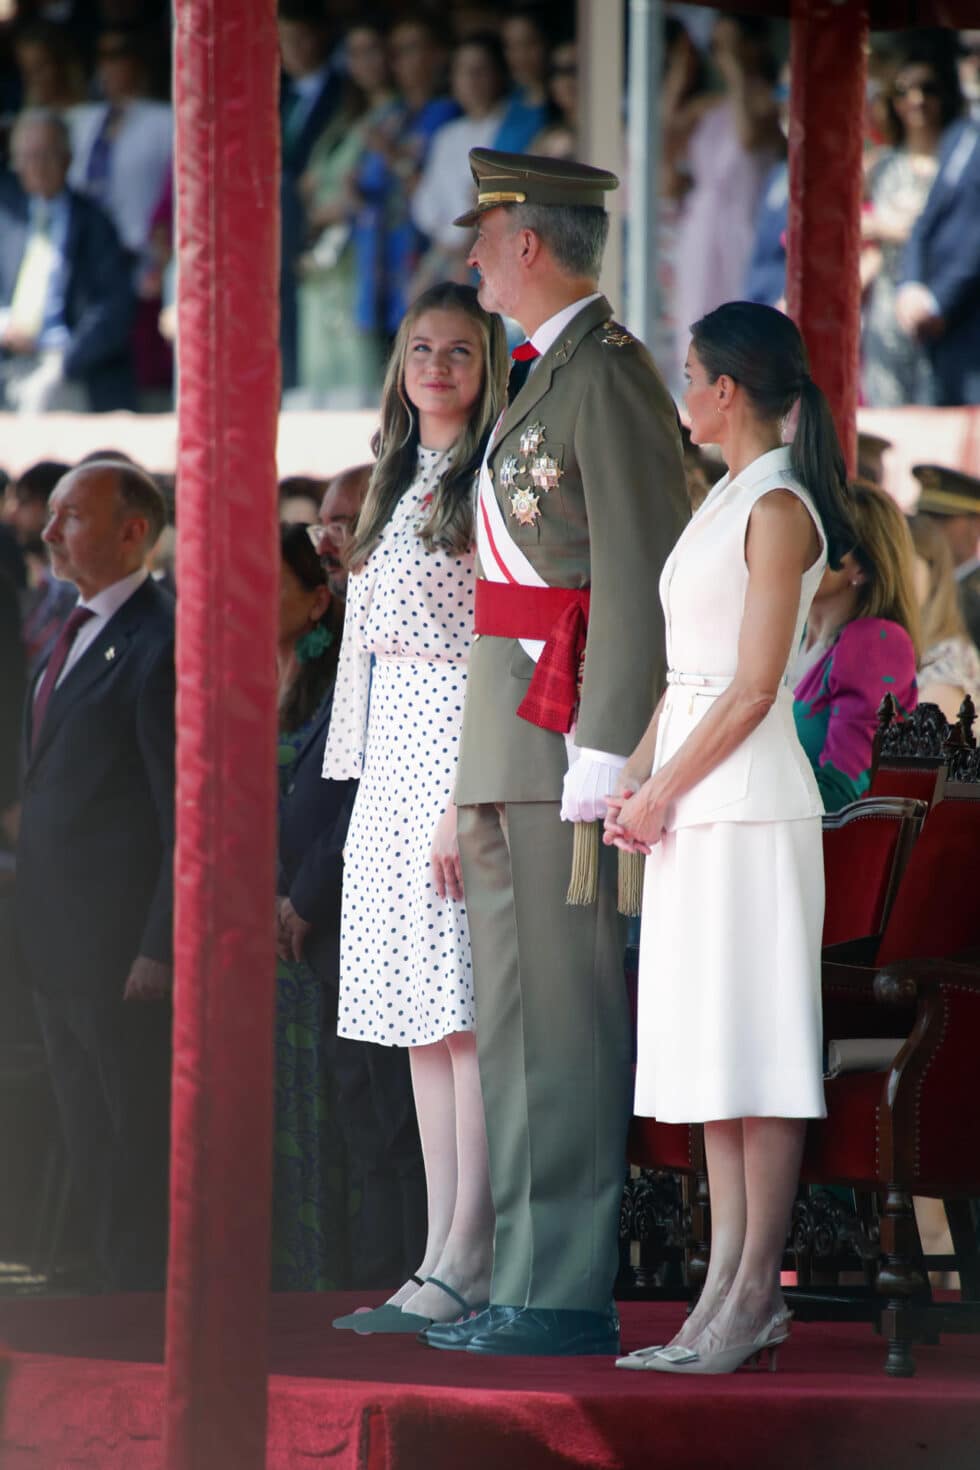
top-left (457, 800), bottom-right (631, 1312)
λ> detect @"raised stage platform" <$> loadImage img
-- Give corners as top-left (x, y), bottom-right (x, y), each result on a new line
top-left (1, 1293), bottom-right (978, 1470)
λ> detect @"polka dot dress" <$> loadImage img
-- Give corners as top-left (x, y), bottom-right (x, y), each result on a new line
top-left (323, 447), bottom-right (476, 1046)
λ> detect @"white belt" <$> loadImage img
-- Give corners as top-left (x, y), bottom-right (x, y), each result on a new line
top-left (373, 653), bottom-right (466, 667)
top-left (666, 671), bottom-right (732, 689)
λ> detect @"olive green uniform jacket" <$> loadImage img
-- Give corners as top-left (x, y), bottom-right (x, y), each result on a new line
top-left (455, 294), bottom-right (690, 803)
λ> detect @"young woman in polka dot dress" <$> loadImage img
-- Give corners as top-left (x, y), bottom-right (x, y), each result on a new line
top-left (324, 283), bottom-right (508, 1330)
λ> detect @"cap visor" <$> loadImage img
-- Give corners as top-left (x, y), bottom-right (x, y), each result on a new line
top-left (453, 206), bottom-right (483, 228)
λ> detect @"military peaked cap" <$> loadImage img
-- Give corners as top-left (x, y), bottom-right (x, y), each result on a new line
top-left (453, 148), bottom-right (619, 228)
top-left (912, 463), bottom-right (980, 517)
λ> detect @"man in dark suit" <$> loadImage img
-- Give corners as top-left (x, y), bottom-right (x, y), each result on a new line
top-left (278, 2), bottom-right (343, 393)
top-left (0, 108), bottom-right (135, 412)
top-left (16, 459), bottom-right (174, 1289)
top-left (898, 117), bottom-right (980, 406)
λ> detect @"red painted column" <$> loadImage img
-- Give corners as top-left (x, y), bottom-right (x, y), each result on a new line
top-left (786, 0), bottom-right (869, 476)
top-left (165, 3), bottom-right (280, 1467)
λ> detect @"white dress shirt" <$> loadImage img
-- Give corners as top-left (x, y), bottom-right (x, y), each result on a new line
top-left (54, 566), bottom-right (148, 689)
top-left (526, 292), bottom-right (603, 359)
top-left (69, 99), bottom-right (173, 254)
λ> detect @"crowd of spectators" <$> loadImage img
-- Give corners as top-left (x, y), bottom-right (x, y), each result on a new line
top-left (0, 5), bottom-right (978, 412)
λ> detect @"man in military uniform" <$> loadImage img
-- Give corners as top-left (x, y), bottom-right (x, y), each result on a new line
top-left (424, 149), bottom-right (688, 1357)
top-left (913, 463), bottom-right (980, 649)
top-left (857, 431), bottom-right (892, 487)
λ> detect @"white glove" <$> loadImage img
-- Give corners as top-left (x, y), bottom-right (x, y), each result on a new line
top-left (560, 746), bottom-right (628, 823)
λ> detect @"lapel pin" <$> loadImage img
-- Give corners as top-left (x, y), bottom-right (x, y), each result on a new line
top-left (105, 646), bottom-right (116, 661)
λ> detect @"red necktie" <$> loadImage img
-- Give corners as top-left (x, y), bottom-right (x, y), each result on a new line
top-left (508, 340), bottom-right (540, 403)
top-left (31, 605), bottom-right (95, 749)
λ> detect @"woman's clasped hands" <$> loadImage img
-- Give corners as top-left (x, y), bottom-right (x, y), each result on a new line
top-left (603, 773), bottom-right (671, 854)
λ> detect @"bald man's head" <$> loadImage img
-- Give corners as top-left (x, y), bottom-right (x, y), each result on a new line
top-left (42, 462), bottom-right (166, 599)
top-left (318, 464), bottom-right (369, 594)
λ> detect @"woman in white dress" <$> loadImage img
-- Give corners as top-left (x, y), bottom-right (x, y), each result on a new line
top-left (324, 283), bottom-right (508, 1331)
top-left (605, 302), bottom-right (854, 1375)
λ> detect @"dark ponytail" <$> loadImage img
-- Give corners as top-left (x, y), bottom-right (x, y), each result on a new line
top-left (690, 302), bottom-right (854, 568)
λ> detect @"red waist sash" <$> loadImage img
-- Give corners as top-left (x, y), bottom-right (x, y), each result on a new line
top-left (474, 578), bottom-right (590, 735)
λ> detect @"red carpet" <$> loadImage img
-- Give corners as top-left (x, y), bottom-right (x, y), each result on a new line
top-left (1, 1293), bottom-right (978, 1470)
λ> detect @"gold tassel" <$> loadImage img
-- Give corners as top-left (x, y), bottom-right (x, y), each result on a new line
top-left (566, 820), bottom-right (599, 905)
top-left (617, 850), bottom-right (645, 918)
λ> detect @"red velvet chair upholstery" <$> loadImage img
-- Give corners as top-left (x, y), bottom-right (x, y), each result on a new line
top-left (821, 797), bottom-right (925, 948)
top-left (867, 763), bottom-right (945, 805)
top-left (802, 796), bottom-right (980, 1375)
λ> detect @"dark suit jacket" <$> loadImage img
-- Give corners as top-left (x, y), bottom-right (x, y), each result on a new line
top-left (15, 578), bottom-right (175, 998)
top-left (0, 178), bottom-right (136, 412)
top-left (277, 684), bottom-right (355, 936)
top-left (279, 67), bottom-right (343, 391)
top-left (902, 120), bottom-right (980, 406)
top-left (0, 556), bottom-right (26, 814)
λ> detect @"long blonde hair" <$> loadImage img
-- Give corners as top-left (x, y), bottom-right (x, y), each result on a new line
top-left (908, 513), bottom-right (968, 651)
top-left (847, 480), bottom-right (922, 661)
top-left (346, 283), bottom-right (508, 571)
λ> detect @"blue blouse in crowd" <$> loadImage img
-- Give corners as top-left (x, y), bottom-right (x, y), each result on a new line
top-left (352, 96), bottom-right (460, 337)
top-left (492, 90), bottom-right (549, 154)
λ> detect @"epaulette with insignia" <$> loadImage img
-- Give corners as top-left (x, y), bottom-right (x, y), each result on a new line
top-left (597, 320), bottom-right (634, 348)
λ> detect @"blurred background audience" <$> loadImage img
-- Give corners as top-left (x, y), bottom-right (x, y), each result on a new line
top-left (861, 37), bottom-right (962, 407)
top-left (0, 6), bottom-right (977, 414)
top-left (909, 511), bottom-right (980, 720)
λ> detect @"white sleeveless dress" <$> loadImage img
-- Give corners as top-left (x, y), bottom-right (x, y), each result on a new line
top-left (634, 446), bottom-right (828, 1122)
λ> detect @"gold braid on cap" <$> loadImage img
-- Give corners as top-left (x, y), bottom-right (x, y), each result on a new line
top-left (478, 190), bottom-right (527, 205)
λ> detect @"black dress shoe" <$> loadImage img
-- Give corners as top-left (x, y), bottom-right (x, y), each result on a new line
top-left (467, 1305), bottom-right (621, 1357)
top-left (420, 1305), bottom-right (519, 1351)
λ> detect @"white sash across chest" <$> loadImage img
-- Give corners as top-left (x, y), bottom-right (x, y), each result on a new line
top-left (476, 417), bottom-right (547, 662)
top-left (476, 416), bottom-right (587, 767)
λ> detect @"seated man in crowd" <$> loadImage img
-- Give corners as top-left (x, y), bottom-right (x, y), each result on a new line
top-left (16, 459), bottom-right (174, 1289)
top-left (0, 109), bottom-right (135, 413)
top-left (897, 110), bottom-right (980, 406)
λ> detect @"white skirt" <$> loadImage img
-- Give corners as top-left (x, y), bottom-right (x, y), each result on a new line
top-left (337, 656), bottom-right (475, 1047)
top-left (634, 817), bottom-right (826, 1121)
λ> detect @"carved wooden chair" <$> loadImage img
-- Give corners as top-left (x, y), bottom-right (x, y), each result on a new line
top-left (801, 791), bottom-right (980, 1375)
top-left (821, 796), bottom-right (926, 949)
top-left (868, 693), bottom-right (976, 804)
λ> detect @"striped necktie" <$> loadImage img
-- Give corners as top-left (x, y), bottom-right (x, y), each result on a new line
top-left (31, 605), bottom-right (95, 750)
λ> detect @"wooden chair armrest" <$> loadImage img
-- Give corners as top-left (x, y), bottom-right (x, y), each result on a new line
top-left (874, 955), bottom-right (980, 1004)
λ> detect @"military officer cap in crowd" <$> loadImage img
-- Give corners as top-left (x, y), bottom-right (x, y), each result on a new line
top-left (912, 463), bottom-right (980, 517)
top-left (453, 147), bottom-right (620, 228)
top-left (856, 431), bottom-right (892, 486)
